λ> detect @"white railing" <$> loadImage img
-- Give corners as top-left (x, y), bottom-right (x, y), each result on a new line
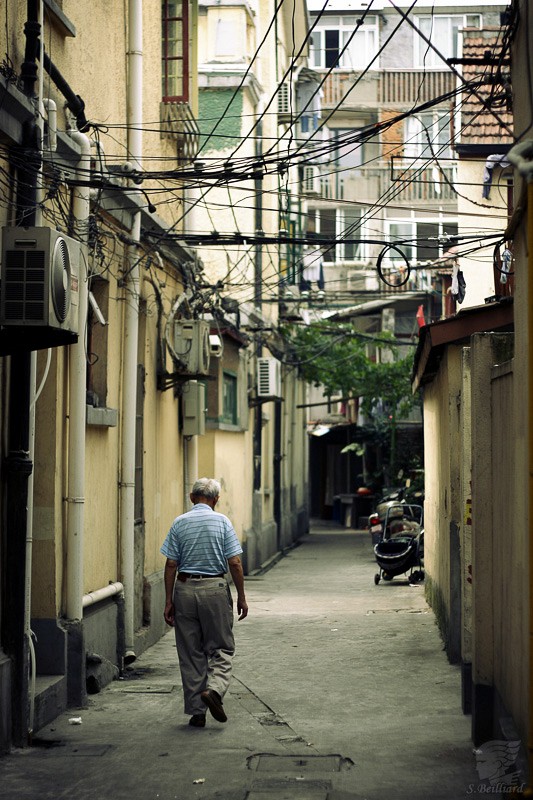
top-left (320, 69), bottom-right (455, 109)
top-left (316, 165), bottom-right (457, 204)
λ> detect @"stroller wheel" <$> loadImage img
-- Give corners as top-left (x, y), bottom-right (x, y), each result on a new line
top-left (374, 573), bottom-right (380, 585)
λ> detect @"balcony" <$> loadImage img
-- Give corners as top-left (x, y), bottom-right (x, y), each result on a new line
top-left (321, 69), bottom-right (455, 111)
top-left (160, 101), bottom-right (200, 164)
top-left (317, 164), bottom-right (457, 205)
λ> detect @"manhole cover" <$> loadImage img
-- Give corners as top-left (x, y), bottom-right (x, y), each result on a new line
top-left (248, 754), bottom-right (348, 772)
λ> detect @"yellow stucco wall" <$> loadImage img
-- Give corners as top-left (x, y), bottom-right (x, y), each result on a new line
top-left (457, 159), bottom-right (509, 308)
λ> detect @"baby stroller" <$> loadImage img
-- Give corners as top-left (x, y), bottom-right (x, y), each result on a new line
top-left (373, 503), bottom-right (424, 585)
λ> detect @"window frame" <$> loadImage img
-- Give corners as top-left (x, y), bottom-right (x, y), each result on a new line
top-left (310, 15), bottom-right (379, 70)
top-left (385, 218), bottom-right (458, 266)
top-left (309, 208), bottom-right (368, 265)
top-left (162, 0), bottom-right (190, 103)
top-left (403, 111), bottom-right (452, 162)
top-left (414, 13), bottom-right (482, 68)
top-left (221, 370), bottom-right (238, 425)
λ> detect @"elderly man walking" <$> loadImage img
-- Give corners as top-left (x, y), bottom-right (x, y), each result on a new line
top-left (161, 477), bottom-right (248, 727)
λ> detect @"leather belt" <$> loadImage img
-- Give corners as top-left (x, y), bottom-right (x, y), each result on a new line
top-left (177, 572), bottom-right (225, 582)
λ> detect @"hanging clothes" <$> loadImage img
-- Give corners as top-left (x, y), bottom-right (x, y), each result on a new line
top-left (482, 154), bottom-right (511, 200)
top-left (451, 264), bottom-right (466, 304)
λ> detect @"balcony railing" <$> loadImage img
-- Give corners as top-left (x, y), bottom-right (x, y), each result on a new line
top-left (321, 69), bottom-right (455, 110)
top-left (317, 164), bottom-right (457, 204)
top-left (160, 101), bottom-right (200, 164)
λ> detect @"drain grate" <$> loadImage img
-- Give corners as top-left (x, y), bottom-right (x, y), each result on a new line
top-left (247, 754), bottom-right (349, 773)
top-left (246, 780), bottom-right (330, 800)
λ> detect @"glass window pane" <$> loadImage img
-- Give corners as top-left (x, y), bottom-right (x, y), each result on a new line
top-left (342, 211), bottom-right (362, 260)
top-left (417, 222), bottom-right (440, 262)
top-left (222, 372), bottom-right (237, 424)
top-left (389, 223), bottom-right (414, 262)
top-left (310, 31), bottom-right (321, 67)
top-left (325, 29), bottom-right (340, 68)
top-left (320, 209), bottom-right (337, 262)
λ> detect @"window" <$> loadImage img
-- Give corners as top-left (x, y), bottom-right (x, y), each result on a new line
top-left (404, 112), bottom-right (451, 161)
top-left (86, 278), bottom-right (109, 407)
top-left (310, 15), bottom-right (378, 70)
top-left (386, 220), bottom-right (458, 265)
top-left (415, 14), bottom-right (482, 68)
top-left (162, 1), bottom-right (189, 101)
top-left (307, 208), bottom-right (367, 263)
top-left (333, 129), bottom-right (364, 171)
top-left (222, 371), bottom-right (238, 425)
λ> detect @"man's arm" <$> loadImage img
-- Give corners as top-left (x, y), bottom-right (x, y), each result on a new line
top-left (164, 558), bottom-right (178, 626)
top-left (227, 555), bottom-right (248, 620)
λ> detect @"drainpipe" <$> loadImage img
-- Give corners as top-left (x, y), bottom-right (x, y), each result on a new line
top-left (120, 0), bottom-right (143, 664)
top-left (66, 130), bottom-right (91, 621)
top-left (27, 1), bottom-right (47, 739)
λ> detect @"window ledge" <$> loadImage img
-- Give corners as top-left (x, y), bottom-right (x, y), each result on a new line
top-left (206, 420), bottom-right (243, 432)
top-left (86, 406), bottom-right (118, 427)
top-left (44, 0), bottom-right (76, 37)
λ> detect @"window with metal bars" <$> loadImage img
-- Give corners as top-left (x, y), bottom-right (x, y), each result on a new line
top-left (162, 1), bottom-right (189, 102)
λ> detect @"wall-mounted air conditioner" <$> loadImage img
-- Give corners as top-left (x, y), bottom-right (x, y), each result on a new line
top-left (278, 82), bottom-right (292, 119)
top-left (257, 357), bottom-right (282, 398)
top-left (1, 226), bottom-right (79, 334)
top-left (173, 319), bottom-right (210, 375)
top-left (302, 165), bottom-right (320, 196)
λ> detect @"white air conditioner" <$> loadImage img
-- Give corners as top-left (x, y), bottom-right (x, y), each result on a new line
top-left (278, 82), bottom-right (291, 117)
top-left (173, 319), bottom-right (210, 375)
top-left (257, 357), bottom-right (282, 398)
top-left (1, 226), bottom-right (79, 334)
top-left (302, 165), bottom-right (321, 196)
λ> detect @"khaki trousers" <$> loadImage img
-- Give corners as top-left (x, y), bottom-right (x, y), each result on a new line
top-left (173, 576), bottom-right (235, 715)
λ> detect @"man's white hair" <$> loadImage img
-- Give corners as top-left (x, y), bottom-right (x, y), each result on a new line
top-left (191, 477), bottom-right (221, 499)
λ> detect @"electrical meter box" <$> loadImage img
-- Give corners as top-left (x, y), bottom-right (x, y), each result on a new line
top-left (182, 380), bottom-right (206, 436)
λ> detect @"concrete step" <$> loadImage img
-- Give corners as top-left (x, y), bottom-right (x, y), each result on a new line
top-left (33, 675), bottom-right (67, 734)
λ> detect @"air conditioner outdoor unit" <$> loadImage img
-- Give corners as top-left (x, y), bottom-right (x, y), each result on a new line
top-left (257, 357), bottom-right (282, 398)
top-left (302, 165), bottom-right (320, 196)
top-left (277, 82), bottom-right (291, 117)
top-left (173, 319), bottom-right (210, 375)
top-left (1, 226), bottom-right (79, 334)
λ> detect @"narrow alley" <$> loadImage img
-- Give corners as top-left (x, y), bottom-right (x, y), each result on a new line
top-left (0, 524), bottom-right (485, 800)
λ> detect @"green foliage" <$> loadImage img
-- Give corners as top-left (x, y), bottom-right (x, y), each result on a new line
top-left (283, 321), bottom-right (417, 420)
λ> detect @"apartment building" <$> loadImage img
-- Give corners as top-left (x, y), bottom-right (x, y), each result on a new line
top-left (305, 0), bottom-right (506, 312)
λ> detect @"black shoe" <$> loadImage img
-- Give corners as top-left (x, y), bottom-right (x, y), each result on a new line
top-left (201, 689), bottom-right (227, 723)
top-left (189, 713), bottom-right (206, 727)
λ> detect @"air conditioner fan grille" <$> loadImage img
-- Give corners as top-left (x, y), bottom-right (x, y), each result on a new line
top-left (3, 249), bottom-right (46, 322)
top-left (51, 237), bottom-right (71, 323)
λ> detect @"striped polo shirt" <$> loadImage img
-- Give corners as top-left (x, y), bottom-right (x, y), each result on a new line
top-left (160, 502), bottom-right (243, 575)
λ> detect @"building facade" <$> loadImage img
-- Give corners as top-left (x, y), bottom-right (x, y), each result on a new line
top-left (0, 0), bottom-right (310, 753)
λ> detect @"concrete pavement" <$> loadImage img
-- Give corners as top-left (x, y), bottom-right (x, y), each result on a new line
top-left (0, 523), bottom-right (494, 799)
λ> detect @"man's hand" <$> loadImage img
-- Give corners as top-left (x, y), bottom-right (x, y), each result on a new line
top-left (228, 555), bottom-right (248, 621)
top-left (237, 598), bottom-right (248, 620)
top-left (164, 601), bottom-right (175, 626)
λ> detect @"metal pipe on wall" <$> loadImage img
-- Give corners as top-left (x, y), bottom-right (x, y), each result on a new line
top-left (66, 130), bottom-right (91, 621)
top-left (120, 0), bottom-right (143, 663)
